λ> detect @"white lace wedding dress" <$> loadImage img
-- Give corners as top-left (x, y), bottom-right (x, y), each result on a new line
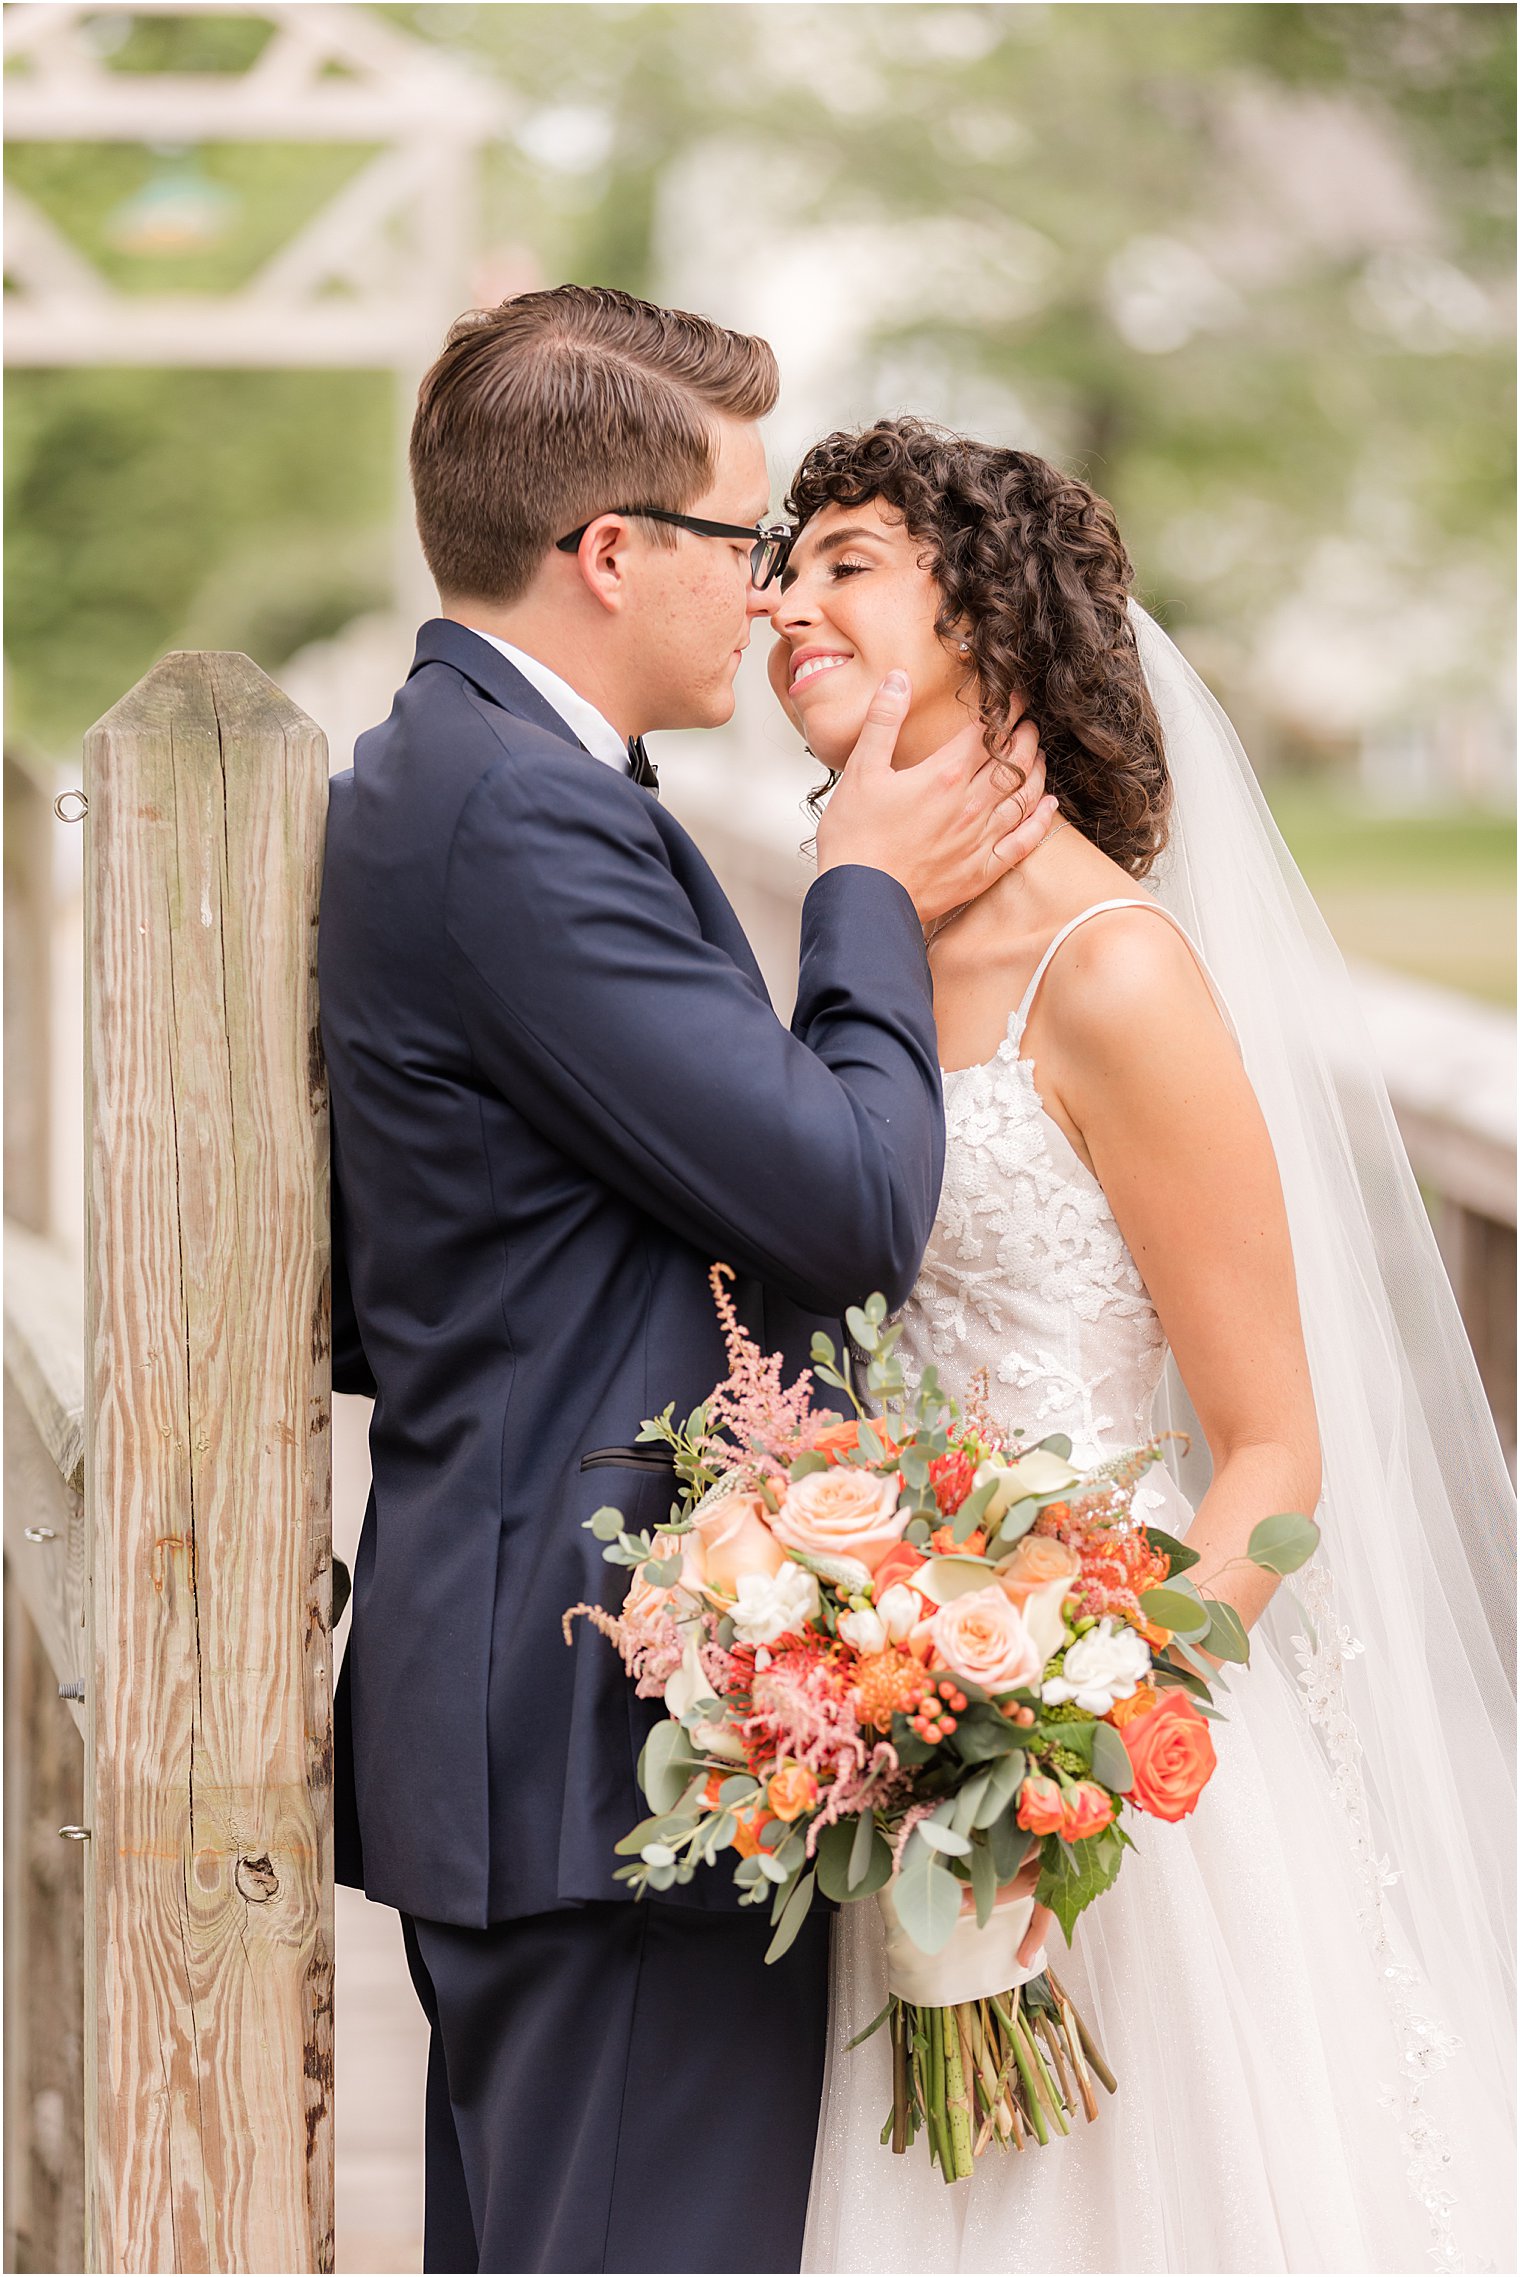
top-left (802, 901), bottom-right (1500, 2276)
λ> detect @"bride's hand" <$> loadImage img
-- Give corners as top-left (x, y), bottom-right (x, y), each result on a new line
top-left (960, 1847), bottom-right (1056, 1969)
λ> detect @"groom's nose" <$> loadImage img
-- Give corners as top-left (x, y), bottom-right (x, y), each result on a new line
top-left (746, 577), bottom-right (781, 621)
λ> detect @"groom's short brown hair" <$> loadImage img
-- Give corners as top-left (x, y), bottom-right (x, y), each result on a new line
top-left (410, 284), bottom-right (779, 602)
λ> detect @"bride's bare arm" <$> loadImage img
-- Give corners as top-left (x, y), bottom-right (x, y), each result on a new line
top-left (1037, 909), bottom-right (1321, 1633)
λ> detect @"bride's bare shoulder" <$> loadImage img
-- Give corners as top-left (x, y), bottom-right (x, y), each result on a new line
top-left (1041, 900), bottom-right (1226, 1053)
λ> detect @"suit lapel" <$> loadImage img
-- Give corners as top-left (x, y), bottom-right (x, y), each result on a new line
top-left (409, 619), bottom-right (588, 754)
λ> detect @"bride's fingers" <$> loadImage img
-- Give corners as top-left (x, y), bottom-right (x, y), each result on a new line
top-left (1017, 1902), bottom-right (1055, 1970)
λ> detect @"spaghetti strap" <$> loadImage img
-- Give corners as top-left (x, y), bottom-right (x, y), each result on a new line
top-left (1012, 897), bottom-right (1237, 1047)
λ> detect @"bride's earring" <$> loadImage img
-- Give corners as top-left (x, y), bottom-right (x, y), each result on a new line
top-left (958, 640), bottom-right (971, 653)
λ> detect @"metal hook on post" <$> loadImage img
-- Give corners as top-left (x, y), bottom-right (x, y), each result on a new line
top-left (53, 789), bottom-right (88, 823)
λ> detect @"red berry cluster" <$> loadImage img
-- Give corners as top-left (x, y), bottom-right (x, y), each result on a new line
top-left (928, 1451), bottom-right (978, 1515)
top-left (911, 1677), bottom-right (969, 1743)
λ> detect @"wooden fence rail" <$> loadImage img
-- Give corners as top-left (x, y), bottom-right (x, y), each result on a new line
top-left (4, 652), bottom-right (336, 2274)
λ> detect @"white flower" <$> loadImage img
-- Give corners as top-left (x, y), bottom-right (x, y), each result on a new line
top-left (974, 1448), bottom-right (1080, 1526)
top-left (731, 1560), bottom-right (820, 1647)
top-left (876, 1583), bottom-right (923, 1644)
top-left (838, 1606), bottom-right (888, 1656)
top-left (1040, 1617), bottom-right (1152, 1714)
top-left (663, 1628), bottom-right (716, 1720)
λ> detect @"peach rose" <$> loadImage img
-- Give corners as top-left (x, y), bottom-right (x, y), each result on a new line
top-left (770, 1466), bottom-right (908, 1574)
top-left (997, 1535), bottom-right (1081, 1664)
top-left (928, 1585), bottom-right (1045, 1694)
top-left (1123, 1692), bottom-right (1218, 1822)
top-left (1060, 1780), bottom-right (1115, 1842)
top-left (1016, 1774), bottom-right (1066, 1836)
top-left (690, 1489), bottom-right (789, 1597)
top-left (767, 1766), bottom-right (819, 1822)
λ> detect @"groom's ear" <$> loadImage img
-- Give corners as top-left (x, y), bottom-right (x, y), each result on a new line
top-left (561, 513), bottom-right (637, 617)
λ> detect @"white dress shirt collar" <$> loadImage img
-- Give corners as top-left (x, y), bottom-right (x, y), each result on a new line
top-left (459, 626), bottom-right (630, 774)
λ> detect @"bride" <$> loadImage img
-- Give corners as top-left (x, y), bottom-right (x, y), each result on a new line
top-left (765, 420), bottom-right (1515, 2274)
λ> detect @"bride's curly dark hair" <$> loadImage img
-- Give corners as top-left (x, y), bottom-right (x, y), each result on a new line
top-left (786, 418), bottom-right (1170, 877)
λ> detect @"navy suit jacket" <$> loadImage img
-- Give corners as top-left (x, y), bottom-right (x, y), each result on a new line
top-left (320, 619), bottom-right (945, 1928)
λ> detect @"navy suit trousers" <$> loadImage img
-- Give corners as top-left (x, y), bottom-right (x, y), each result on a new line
top-left (400, 1899), bottom-right (833, 2274)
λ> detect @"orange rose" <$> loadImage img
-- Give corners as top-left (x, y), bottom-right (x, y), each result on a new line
top-left (766, 1766), bottom-right (819, 1822)
top-left (1016, 1774), bottom-right (1066, 1836)
top-left (1123, 1692), bottom-right (1217, 1822)
top-left (701, 1771), bottom-right (726, 1811)
top-left (873, 1541), bottom-right (930, 1599)
top-left (810, 1417), bottom-right (900, 1464)
top-left (1108, 1682), bottom-right (1160, 1729)
top-left (730, 1808), bottom-right (772, 1858)
top-left (1060, 1780), bottom-right (1115, 1841)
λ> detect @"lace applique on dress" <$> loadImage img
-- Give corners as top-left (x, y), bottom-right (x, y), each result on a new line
top-left (1291, 1551), bottom-right (1466, 2268)
top-left (901, 1039), bottom-right (1166, 1465)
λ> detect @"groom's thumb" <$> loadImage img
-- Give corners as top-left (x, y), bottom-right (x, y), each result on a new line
top-left (847, 670), bottom-right (911, 774)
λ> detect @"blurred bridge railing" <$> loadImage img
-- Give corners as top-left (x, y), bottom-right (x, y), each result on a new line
top-left (662, 752), bottom-right (1518, 1476)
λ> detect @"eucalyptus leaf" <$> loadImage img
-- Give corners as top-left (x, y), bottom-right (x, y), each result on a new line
top-left (993, 1497), bottom-right (1040, 1546)
top-left (951, 1769), bottom-right (993, 1836)
top-left (1247, 1510), bottom-right (1321, 1576)
top-left (894, 1833), bottom-right (962, 1955)
top-left (969, 1834), bottom-right (998, 1928)
top-left (717, 1775), bottom-right (760, 1807)
top-left (918, 1820), bottom-right (972, 1858)
top-left (789, 1450), bottom-right (829, 1480)
top-left (1090, 1721), bottom-right (1134, 1793)
top-left (638, 1720), bottom-right (708, 1814)
top-left (973, 1750), bottom-right (1027, 1828)
top-left (587, 1506), bottom-right (627, 1541)
top-left (757, 1852), bottom-right (790, 1884)
top-left (1145, 1525), bottom-right (1200, 1575)
top-left (1139, 1585), bottom-right (1212, 1641)
top-left (864, 1293), bottom-right (889, 1327)
top-left (765, 1868), bottom-right (817, 1963)
top-left (856, 1421), bottom-right (886, 1464)
top-left (987, 1814), bottom-right (1034, 1885)
top-left (1202, 1599), bottom-right (1251, 1664)
top-left (848, 1805), bottom-right (877, 1892)
top-left (814, 1818), bottom-right (861, 1903)
top-left (810, 1334), bottom-right (837, 1368)
top-left (1036, 1434), bottom-right (1073, 1460)
top-left (845, 1305), bottom-right (880, 1353)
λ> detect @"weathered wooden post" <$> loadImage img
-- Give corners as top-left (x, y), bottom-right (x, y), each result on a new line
top-left (82, 653), bottom-right (334, 2271)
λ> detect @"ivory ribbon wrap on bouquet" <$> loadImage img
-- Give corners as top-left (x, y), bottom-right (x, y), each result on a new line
top-left (876, 1884), bottom-right (1048, 2005)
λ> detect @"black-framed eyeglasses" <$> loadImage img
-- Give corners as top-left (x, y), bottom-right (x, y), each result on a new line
top-left (555, 507), bottom-right (792, 590)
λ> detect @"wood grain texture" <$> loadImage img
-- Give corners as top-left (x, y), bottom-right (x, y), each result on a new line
top-left (83, 653), bottom-right (334, 2273)
top-left (4, 1220), bottom-right (86, 1489)
top-left (5, 1584), bottom-right (88, 2275)
top-left (4, 1376), bottom-right (88, 1735)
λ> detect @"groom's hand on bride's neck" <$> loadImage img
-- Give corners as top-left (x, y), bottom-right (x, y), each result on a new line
top-left (814, 672), bottom-right (1057, 925)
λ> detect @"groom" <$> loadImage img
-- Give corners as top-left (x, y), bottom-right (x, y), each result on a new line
top-left (320, 284), bottom-right (1052, 2275)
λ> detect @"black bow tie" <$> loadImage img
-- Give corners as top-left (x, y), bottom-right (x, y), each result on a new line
top-left (627, 735), bottom-right (659, 794)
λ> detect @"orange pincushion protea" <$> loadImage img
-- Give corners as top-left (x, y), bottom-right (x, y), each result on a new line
top-left (852, 1648), bottom-right (932, 1734)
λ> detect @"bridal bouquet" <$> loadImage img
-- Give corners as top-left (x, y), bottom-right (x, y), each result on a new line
top-left (566, 1266), bottom-right (1317, 2181)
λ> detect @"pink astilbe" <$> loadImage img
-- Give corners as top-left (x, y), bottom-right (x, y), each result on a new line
top-left (700, 1262), bottom-right (825, 1479)
top-left (737, 1639), bottom-right (870, 1791)
top-left (802, 1743), bottom-right (904, 1860)
top-left (563, 1601), bottom-right (685, 1699)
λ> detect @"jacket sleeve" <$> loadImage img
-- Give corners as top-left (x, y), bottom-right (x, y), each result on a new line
top-left (442, 760), bottom-right (945, 1314)
top-left (329, 1163), bottom-right (378, 1399)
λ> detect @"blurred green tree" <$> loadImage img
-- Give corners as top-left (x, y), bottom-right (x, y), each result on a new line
top-left (5, 1), bottom-right (1512, 781)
